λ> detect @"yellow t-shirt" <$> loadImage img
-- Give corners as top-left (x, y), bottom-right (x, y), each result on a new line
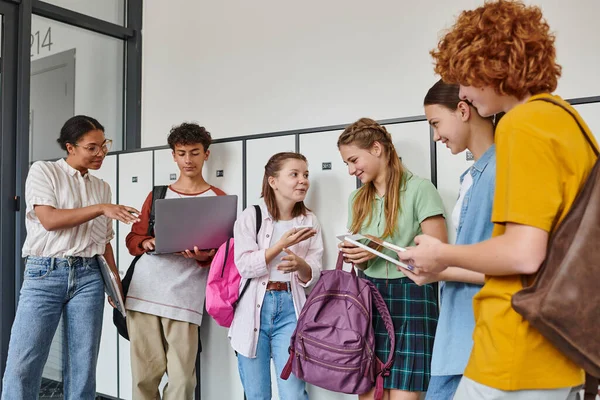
top-left (464, 94), bottom-right (599, 390)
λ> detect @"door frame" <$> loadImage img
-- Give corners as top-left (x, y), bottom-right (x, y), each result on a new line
top-left (0, 0), bottom-right (23, 389)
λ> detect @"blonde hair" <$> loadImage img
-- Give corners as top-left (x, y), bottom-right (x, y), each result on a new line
top-left (337, 118), bottom-right (404, 238)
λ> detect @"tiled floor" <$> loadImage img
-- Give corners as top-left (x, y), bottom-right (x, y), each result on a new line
top-left (39, 378), bottom-right (114, 399)
top-left (39, 378), bottom-right (63, 399)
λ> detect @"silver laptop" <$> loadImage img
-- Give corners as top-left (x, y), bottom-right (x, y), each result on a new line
top-left (152, 195), bottom-right (238, 254)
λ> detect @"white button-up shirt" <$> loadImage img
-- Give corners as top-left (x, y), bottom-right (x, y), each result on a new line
top-left (229, 202), bottom-right (323, 358)
top-left (22, 158), bottom-right (114, 258)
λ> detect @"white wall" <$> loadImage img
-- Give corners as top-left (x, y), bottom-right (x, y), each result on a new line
top-left (141, 0), bottom-right (600, 146)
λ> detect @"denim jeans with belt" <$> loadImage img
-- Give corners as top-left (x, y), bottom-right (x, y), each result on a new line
top-left (1, 256), bottom-right (105, 400)
top-left (237, 289), bottom-right (308, 400)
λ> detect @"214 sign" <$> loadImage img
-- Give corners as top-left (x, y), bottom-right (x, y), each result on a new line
top-left (31, 27), bottom-right (53, 57)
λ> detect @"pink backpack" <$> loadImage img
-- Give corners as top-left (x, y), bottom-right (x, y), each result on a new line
top-left (206, 205), bottom-right (261, 327)
top-left (281, 253), bottom-right (395, 400)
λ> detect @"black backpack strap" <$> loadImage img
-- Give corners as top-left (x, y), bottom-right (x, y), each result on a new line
top-left (148, 185), bottom-right (168, 236)
top-left (235, 205), bottom-right (263, 306)
top-left (253, 204), bottom-right (262, 235)
top-left (114, 185), bottom-right (168, 341)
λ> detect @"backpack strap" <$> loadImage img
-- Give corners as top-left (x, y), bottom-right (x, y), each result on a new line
top-left (254, 204), bottom-right (262, 235)
top-left (114, 185), bottom-right (168, 341)
top-left (532, 98), bottom-right (599, 157)
top-left (584, 373), bottom-right (599, 400)
top-left (364, 280), bottom-right (396, 400)
top-left (234, 205), bottom-right (263, 306)
top-left (148, 185), bottom-right (168, 236)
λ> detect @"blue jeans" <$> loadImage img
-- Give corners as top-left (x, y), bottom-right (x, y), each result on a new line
top-left (426, 375), bottom-right (463, 400)
top-left (1, 256), bottom-right (105, 400)
top-left (237, 290), bottom-right (308, 400)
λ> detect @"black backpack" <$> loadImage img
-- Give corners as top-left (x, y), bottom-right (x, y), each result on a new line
top-left (113, 185), bottom-right (167, 340)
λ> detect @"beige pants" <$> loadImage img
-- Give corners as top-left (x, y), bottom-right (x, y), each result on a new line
top-left (127, 310), bottom-right (199, 400)
top-left (453, 377), bottom-right (582, 400)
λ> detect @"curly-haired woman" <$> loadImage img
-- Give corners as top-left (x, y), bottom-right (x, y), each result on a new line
top-left (397, 1), bottom-right (598, 399)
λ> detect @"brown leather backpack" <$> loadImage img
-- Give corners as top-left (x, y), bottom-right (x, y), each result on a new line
top-left (511, 98), bottom-right (600, 398)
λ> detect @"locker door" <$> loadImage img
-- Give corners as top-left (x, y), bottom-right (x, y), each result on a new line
top-left (299, 129), bottom-right (358, 399)
top-left (300, 130), bottom-right (356, 271)
top-left (574, 103), bottom-right (600, 144)
top-left (154, 148), bottom-right (180, 186)
top-left (198, 140), bottom-right (245, 400)
top-left (386, 121), bottom-right (432, 183)
top-left (89, 154), bottom-right (119, 398)
top-left (117, 151), bottom-right (153, 400)
top-left (436, 143), bottom-right (473, 244)
top-left (246, 136), bottom-right (296, 207)
top-left (203, 141), bottom-right (244, 216)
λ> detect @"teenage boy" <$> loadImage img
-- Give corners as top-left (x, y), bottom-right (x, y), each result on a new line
top-left (397, 1), bottom-right (599, 399)
top-left (125, 122), bottom-right (225, 399)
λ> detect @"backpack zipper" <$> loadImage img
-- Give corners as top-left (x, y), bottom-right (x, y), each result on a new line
top-left (299, 333), bottom-right (363, 353)
top-left (295, 351), bottom-right (362, 372)
top-left (299, 293), bottom-right (369, 320)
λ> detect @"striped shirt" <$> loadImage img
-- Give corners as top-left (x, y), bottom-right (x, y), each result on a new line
top-left (22, 158), bottom-right (114, 258)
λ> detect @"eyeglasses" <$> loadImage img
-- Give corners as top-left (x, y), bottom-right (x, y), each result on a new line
top-left (74, 139), bottom-right (113, 156)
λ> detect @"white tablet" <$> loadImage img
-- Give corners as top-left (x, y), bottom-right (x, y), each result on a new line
top-left (337, 233), bottom-right (414, 271)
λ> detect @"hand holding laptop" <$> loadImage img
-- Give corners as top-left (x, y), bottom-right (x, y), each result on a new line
top-left (141, 238), bottom-right (155, 252)
top-left (143, 238), bottom-right (216, 266)
top-left (178, 246), bottom-right (216, 267)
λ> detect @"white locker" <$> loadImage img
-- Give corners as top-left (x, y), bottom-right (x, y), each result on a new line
top-left (574, 103), bottom-right (600, 143)
top-left (246, 136), bottom-right (296, 207)
top-left (117, 151), bottom-right (154, 400)
top-left (300, 130), bottom-right (356, 272)
top-left (199, 141), bottom-right (245, 400)
top-left (154, 148), bottom-right (180, 186)
top-left (203, 141), bottom-right (244, 216)
top-left (436, 143), bottom-right (473, 244)
top-left (199, 316), bottom-right (244, 400)
top-left (300, 131), bottom-right (357, 400)
top-left (386, 121), bottom-right (432, 183)
top-left (89, 154), bottom-right (119, 398)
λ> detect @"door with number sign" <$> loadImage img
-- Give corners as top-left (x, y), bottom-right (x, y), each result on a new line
top-left (30, 48), bottom-right (75, 162)
top-left (31, 26), bottom-right (54, 57)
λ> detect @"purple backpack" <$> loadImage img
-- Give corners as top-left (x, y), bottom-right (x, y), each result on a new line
top-left (281, 253), bottom-right (395, 399)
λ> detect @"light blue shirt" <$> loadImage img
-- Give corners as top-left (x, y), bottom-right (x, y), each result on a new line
top-left (430, 145), bottom-right (496, 376)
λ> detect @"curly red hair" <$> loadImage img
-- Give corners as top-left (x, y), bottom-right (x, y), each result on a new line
top-left (431, 0), bottom-right (561, 99)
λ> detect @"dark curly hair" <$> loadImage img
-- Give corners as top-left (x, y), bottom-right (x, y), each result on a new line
top-left (167, 122), bottom-right (212, 151)
top-left (431, 0), bottom-right (561, 99)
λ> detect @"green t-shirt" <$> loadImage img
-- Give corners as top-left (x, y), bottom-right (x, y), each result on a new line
top-left (346, 171), bottom-right (446, 279)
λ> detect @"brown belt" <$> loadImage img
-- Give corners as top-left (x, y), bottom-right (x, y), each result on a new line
top-left (266, 281), bottom-right (290, 291)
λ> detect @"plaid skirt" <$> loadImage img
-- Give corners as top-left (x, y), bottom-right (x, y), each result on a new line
top-left (367, 276), bottom-right (439, 392)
